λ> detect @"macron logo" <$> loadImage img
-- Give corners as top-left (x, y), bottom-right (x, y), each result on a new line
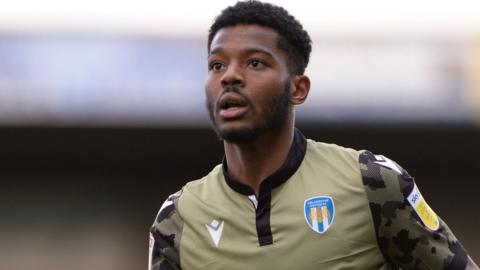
top-left (205, 219), bottom-right (224, 247)
top-left (374, 155), bottom-right (402, 174)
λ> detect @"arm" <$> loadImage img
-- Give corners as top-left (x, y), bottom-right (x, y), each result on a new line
top-left (359, 151), bottom-right (478, 270)
top-left (149, 191), bottom-right (184, 270)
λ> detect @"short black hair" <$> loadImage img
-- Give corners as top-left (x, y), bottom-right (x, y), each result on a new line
top-left (208, 0), bottom-right (312, 75)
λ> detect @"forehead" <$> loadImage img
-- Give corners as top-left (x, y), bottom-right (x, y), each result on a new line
top-left (210, 24), bottom-right (281, 55)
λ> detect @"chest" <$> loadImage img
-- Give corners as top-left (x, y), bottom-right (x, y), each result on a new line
top-left (179, 172), bottom-right (383, 270)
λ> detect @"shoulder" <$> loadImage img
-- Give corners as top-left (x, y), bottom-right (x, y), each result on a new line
top-left (154, 164), bottom-right (223, 221)
top-left (358, 150), bottom-right (469, 270)
top-left (151, 190), bottom-right (184, 248)
top-left (154, 190), bottom-right (183, 222)
top-left (181, 164), bottom-right (224, 200)
top-left (305, 139), bottom-right (361, 171)
top-left (153, 164), bottom-right (224, 226)
top-left (183, 164), bottom-right (223, 189)
top-left (358, 150), bottom-right (414, 202)
top-left (148, 164), bottom-right (227, 270)
top-left (150, 190), bottom-right (184, 270)
top-left (307, 139), bottom-right (360, 159)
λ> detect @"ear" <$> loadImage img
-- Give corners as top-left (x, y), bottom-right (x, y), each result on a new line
top-left (290, 75), bottom-right (310, 105)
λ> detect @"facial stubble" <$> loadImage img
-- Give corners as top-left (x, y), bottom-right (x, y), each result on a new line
top-left (207, 79), bottom-right (291, 143)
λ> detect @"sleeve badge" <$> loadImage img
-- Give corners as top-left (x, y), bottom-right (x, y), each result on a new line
top-left (407, 184), bottom-right (440, 231)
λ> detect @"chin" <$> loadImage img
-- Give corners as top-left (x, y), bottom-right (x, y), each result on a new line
top-left (214, 124), bottom-right (265, 143)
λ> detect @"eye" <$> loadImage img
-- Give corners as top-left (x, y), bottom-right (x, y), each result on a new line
top-left (209, 62), bottom-right (225, 71)
top-left (248, 59), bottom-right (265, 69)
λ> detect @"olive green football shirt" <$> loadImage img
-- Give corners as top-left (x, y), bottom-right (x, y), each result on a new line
top-left (149, 130), bottom-right (470, 270)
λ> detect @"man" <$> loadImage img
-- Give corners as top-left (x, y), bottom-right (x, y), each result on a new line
top-left (149, 1), bottom-right (479, 269)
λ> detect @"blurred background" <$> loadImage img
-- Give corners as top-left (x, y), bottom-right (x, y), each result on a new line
top-left (0, 0), bottom-right (479, 269)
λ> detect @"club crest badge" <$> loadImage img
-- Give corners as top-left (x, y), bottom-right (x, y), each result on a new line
top-left (304, 196), bottom-right (335, 234)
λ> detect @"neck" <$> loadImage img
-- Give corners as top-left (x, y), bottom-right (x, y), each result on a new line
top-left (224, 123), bottom-right (294, 196)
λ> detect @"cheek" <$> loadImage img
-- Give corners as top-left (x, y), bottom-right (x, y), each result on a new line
top-left (204, 77), bottom-right (217, 103)
top-left (248, 73), bottom-right (287, 103)
top-left (205, 88), bottom-right (224, 115)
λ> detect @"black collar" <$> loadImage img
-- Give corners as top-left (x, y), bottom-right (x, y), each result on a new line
top-left (222, 129), bottom-right (307, 196)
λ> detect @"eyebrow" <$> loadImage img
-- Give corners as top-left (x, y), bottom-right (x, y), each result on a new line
top-left (209, 47), bottom-right (275, 59)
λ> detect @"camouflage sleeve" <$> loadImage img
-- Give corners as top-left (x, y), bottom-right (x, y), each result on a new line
top-left (359, 150), bottom-right (471, 270)
top-left (149, 190), bottom-right (184, 270)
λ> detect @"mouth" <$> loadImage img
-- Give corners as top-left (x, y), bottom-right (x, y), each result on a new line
top-left (218, 93), bottom-right (249, 120)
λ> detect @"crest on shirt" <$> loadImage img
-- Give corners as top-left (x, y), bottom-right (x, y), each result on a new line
top-left (304, 196), bottom-right (335, 234)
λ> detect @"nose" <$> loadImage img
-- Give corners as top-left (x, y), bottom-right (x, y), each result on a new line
top-left (221, 63), bottom-right (244, 87)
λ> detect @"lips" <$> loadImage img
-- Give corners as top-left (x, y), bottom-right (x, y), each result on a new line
top-left (217, 93), bottom-right (249, 120)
